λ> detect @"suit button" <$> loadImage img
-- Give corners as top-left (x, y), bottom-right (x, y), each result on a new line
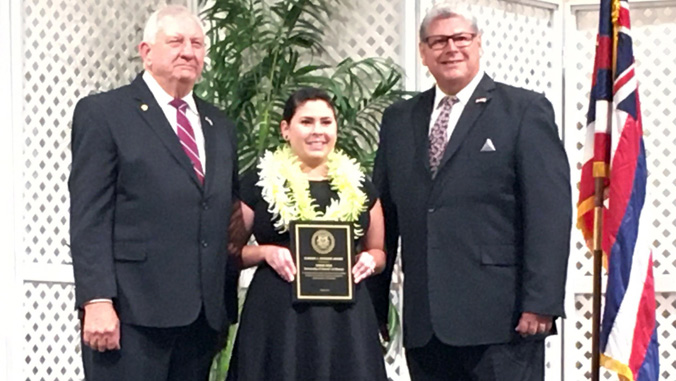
top-left (428, 208), bottom-right (435, 213)
top-left (201, 240), bottom-right (208, 248)
top-left (202, 202), bottom-right (209, 211)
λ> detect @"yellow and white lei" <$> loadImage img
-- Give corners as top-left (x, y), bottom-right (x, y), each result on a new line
top-left (257, 145), bottom-right (368, 237)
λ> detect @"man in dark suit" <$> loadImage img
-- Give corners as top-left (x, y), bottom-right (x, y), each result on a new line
top-left (69, 5), bottom-right (239, 380)
top-left (369, 4), bottom-right (571, 380)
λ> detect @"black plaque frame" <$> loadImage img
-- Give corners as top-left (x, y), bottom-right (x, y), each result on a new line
top-left (290, 220), bottom-right (354, 303)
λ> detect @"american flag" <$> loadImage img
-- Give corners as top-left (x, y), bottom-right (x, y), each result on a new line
top-left (576, 0), bottom-right (660, 379)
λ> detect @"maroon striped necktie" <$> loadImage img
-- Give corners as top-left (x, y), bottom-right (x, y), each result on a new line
top-left (170, 98), bottom-right (204, 184)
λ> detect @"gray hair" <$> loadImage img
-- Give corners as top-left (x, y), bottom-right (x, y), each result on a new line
top-left (419, 4), bottom-right (479, 41)
top-left (142, 5), bottom-right (203, 44)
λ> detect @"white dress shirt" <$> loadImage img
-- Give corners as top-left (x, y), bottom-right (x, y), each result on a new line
top-left (143, 71), bottom-right (207, 171)
top-left (429, 68), bottom-right (485, 143)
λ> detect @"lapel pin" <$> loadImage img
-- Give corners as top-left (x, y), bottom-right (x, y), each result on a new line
top-left (205, 116), bottom-right (213, 126)
top-left (140, 104), bottom-right (148, 111)
top-left (475, 97), bottom-right (487, 103)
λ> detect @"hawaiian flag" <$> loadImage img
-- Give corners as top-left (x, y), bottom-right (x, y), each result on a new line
top-left (576, 0), bottom-right (660, 379)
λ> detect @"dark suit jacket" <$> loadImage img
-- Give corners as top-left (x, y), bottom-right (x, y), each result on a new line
top-left (69, 74), bottom-right (239, 332)
top-left (369, 74), bottom-right (571, 348)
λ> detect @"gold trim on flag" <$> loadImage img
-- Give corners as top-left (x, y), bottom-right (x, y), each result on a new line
top-left (593, 162), bottom-right (609, 178)
top-left (600, 353), bottom-right (635, 381)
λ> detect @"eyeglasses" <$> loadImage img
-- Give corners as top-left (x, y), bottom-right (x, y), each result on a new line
top-left (424, 33), bottom-right (477, 50)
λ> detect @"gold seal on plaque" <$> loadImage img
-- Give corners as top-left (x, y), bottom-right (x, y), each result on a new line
top-left (311, 229), bottom-right (335, 255)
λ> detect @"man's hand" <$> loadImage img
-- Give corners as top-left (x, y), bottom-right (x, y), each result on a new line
top-left (82, 302), bottom-right (121, 352)
top-left (515, 312), bottom-right (553, 337)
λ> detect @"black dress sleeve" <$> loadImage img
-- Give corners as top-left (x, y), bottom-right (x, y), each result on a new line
top-left (362, 179), bottom-right (379, 210)
top-left (239, 170), bottom-right (261, 209)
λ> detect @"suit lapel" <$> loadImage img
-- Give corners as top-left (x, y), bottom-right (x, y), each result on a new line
top-left (436, 74), bottom-right (495, 173)
top-left (131, 75), bottom-right (203, 190)
top-left (196, 98), bottom-right (218, 194)
top-left (411, 88), bottom-right (436, 175)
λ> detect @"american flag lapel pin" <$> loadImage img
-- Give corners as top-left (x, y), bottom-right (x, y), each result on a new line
top-left (475, 97), bottom-right (487, 103)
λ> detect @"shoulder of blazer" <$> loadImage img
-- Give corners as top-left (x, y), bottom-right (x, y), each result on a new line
top-left (193, 95), bottom-right (221, 115)
top-left (194, 96), bottom-right (236, 133)
top-left (73, 79), bottom-right (141, 122)
top-left (491, 79), bottom-right (546, 105)
top-left (384, 87), bottom-right (435, 115)
top-left (380, 87), bottom-right (435, 135)
top-left (76, 74), bottom-right (157, 117)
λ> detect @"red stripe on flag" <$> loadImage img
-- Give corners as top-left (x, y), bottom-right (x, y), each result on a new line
top-left (618, 7), bottom-right (631, 28)
top-left (594, 132), bottom-right (611, 164)
top-left (596, 36), bottom-right (613, 70)
top-left (602, 116), bottom-right (640, 256)
top-left (579, 161), bottom-right (595, 199)
top-left (627, 253), bottom-right (657, 378)
top-left (614, 68), bottom-right (634, 93)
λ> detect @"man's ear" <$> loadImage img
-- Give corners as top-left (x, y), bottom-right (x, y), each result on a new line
top-left (419, 42), bottom-right (428, 67)
top-left (139, 42), bottom-right (152, 67)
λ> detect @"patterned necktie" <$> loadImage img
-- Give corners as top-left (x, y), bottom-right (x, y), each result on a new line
top-left (429, 95), bottom-right (459, 177)
top-left (170, 98), bottom-right (204, 184)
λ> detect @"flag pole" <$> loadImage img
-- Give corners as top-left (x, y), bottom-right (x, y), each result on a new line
top-left (592, 175), bottom-right (605, 381)
top-left (592, 0), bottom-right (617, 376)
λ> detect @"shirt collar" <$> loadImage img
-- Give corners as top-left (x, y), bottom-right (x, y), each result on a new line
top-left (433, 67), bottom-right (485, 109)
top-left (142, 71), bottom-right (198, 114)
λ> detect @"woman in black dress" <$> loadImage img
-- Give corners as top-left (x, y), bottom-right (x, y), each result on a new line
top-left (227, 88), bottom-right (387, 381)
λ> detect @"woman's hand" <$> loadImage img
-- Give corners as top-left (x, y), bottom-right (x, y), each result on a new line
top-left (262, 245), bottom-right (297, 282)
top-left (352, 251), bottom-right (376, 284)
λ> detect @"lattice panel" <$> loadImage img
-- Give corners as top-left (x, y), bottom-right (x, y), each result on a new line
top-left (571, 293), bottom-right (676, 380)
top-left (385, 254), bottom-right (409, 381)
top-left (21, 0), bottom-right (180, 264)
top-left (418, 0), bottom-right (558, 98)
top-left (23, 282), bottom-right (82, 381)
top-left (566, 4), bottom-right (676, 280)
top-left (321, 0), bottom-right (403, 65)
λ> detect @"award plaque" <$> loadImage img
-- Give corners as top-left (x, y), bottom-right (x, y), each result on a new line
top-left (290, 220), bottom-right (354, 303)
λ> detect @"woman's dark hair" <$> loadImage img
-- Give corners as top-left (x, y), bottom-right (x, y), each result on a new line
top-left (282, 87), bottom-right (336, 123)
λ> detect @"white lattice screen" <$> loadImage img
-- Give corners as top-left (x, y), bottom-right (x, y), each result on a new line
top-left (564, 1), bottom-right (676, 380)
top-left (23, 283), bottom-right (81, 381)
top-left (321, 0), bottom-right (402, 65)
